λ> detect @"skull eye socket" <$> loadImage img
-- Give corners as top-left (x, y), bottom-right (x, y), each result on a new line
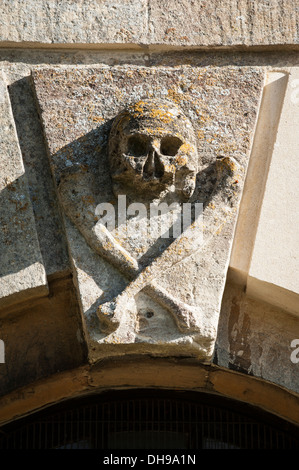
top-left (127, 135), bottom-right (148, 157)
top-left (160, 136), bottom-right (182, 156)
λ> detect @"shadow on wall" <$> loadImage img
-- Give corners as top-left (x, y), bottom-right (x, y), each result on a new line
top-left (4, 76), bottom-right (70, 280)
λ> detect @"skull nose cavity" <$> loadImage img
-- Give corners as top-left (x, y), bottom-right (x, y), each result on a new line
top-left (143, 149), bottom-right (164, 179)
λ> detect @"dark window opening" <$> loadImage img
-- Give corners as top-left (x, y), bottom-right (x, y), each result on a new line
top-left (0, 390), bottom-right (298, 449)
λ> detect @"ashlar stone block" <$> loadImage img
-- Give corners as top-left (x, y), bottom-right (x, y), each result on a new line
top-left (148, 0), bottom-right (299, 47)
top-left (0, 0), bottom-right (147, 46)
top-left (247, 68), bottom-right (299, 316)
top-left (0, 71), bottom-right (48, 310)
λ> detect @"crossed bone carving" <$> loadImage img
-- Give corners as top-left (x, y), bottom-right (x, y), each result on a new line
top-left (59, 152), bottom-right (235, 338)
top-left (92, 158), bottom-right (237, 337)
top-left (58, 97), bottom-right (238, 338)
top-left (95, 98), bottom-right (231, 337)
top-left (94, 218), bottom-right (206, 334)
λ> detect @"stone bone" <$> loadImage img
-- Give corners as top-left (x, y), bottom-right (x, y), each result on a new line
top-left (95, 217), bottom-right (223, 335)
top-left (94, 165), bottom-right (238, 337)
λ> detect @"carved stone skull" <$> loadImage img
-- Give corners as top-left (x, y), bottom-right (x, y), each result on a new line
top-left (108, 98), bottom-right (198, 201)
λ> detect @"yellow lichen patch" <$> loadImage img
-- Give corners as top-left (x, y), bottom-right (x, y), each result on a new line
top-left (175, 155), bottom-right (188, 166)
top-left (105, 336), bottom-right (122, 344)
top-left (126, 70), bottom-right (135, 78)
top-left (216, 142), bottom-right (238, 155)
top-left (103, 71), bottom-right (113, 81)
top-left (180, 143), bottom-right (195, 154)
top-left (149, 108), bottom-right (175, 123)
top-left (164, 164), bottom-right (176, 173)
top-left (102, 241), bottom-right (113, 251)
top-left (114, 89), bottom-right (124, 101)
top-left (165, 27), bottom-right (176, 35)
top-left (197, 130), bottom-right (205, 139)
top-left (81, 195), bottom-right (95, 205)
top-left (218, 157), bottom-right (237, 173)
top-left (206, 77), bottom-right (217, 87)
top-left (138, 69), bottom-right (150, 78)
top-left (197, 112), bottom-right (212, 124)
top-left (131, 101), bottom-right (175, 124)
top-left (143, 126), bottom-right (162, 135)
top-left (167, 88), bottom-right (182, 104)
top-left (90, 115), bottom-right (105, 124)
top-left (215, 224), bottom-right (224, 235)
top-left (130, 101), bottom-right (147, 116)
top-left (111, 234), bottom-right (122, 245)
top-left (143, 126), bottom-right (184, 139)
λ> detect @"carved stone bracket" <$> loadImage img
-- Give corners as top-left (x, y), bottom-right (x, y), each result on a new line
top-left (32, 65), bottom-right (264, 361)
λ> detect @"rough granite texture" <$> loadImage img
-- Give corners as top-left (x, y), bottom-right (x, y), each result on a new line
top-left (148, 0), bottom-right (299, 47)
top-left (0, 0), bottom-right (298, 47)
top-left (0, 0), bottom-right (148, 45)
top-left (33, 65), bottom-right (264, 361)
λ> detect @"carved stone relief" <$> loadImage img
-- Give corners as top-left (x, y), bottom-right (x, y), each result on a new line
top-left (108, 98), bottom-right (198, 202)
top-left (32, 66), bottom-right (264, 361)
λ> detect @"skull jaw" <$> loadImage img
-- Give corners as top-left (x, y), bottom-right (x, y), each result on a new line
top-left (111, 168), bottom-right (175, 202)
top-left (110, 153), bottom-right (197, 202)
top-left (111, 172), bottom-right (196, 204)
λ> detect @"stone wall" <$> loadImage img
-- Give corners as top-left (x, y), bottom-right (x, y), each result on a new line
top-left (0, 0), bottom-right (298, 425)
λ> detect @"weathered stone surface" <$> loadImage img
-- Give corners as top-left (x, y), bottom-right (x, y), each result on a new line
top-left (148, 0), bottom-right (299, 47)
top-left (0, 0), bottom-right (298, 47)
top-left (8, 75), bottom-right (70, 278)
top-left (32, 65), bottom-right (264, 361)
top-left (216, 281), bottom-right (299, 394)
top-left (0, 276), bottom-right (87, 397)
top-left (108, 98), bottom-right (199, 201)
top-left (0, 0), bottom-right (147, 46)
top-left (0, 71), bottom-right (48, 308)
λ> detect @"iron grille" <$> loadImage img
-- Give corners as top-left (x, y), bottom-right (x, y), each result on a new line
top-left (0, 390), bottom-right (298, 449)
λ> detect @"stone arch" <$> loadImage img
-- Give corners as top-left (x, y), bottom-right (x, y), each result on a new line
top-left (0, 359), bottom-right (298, 434)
